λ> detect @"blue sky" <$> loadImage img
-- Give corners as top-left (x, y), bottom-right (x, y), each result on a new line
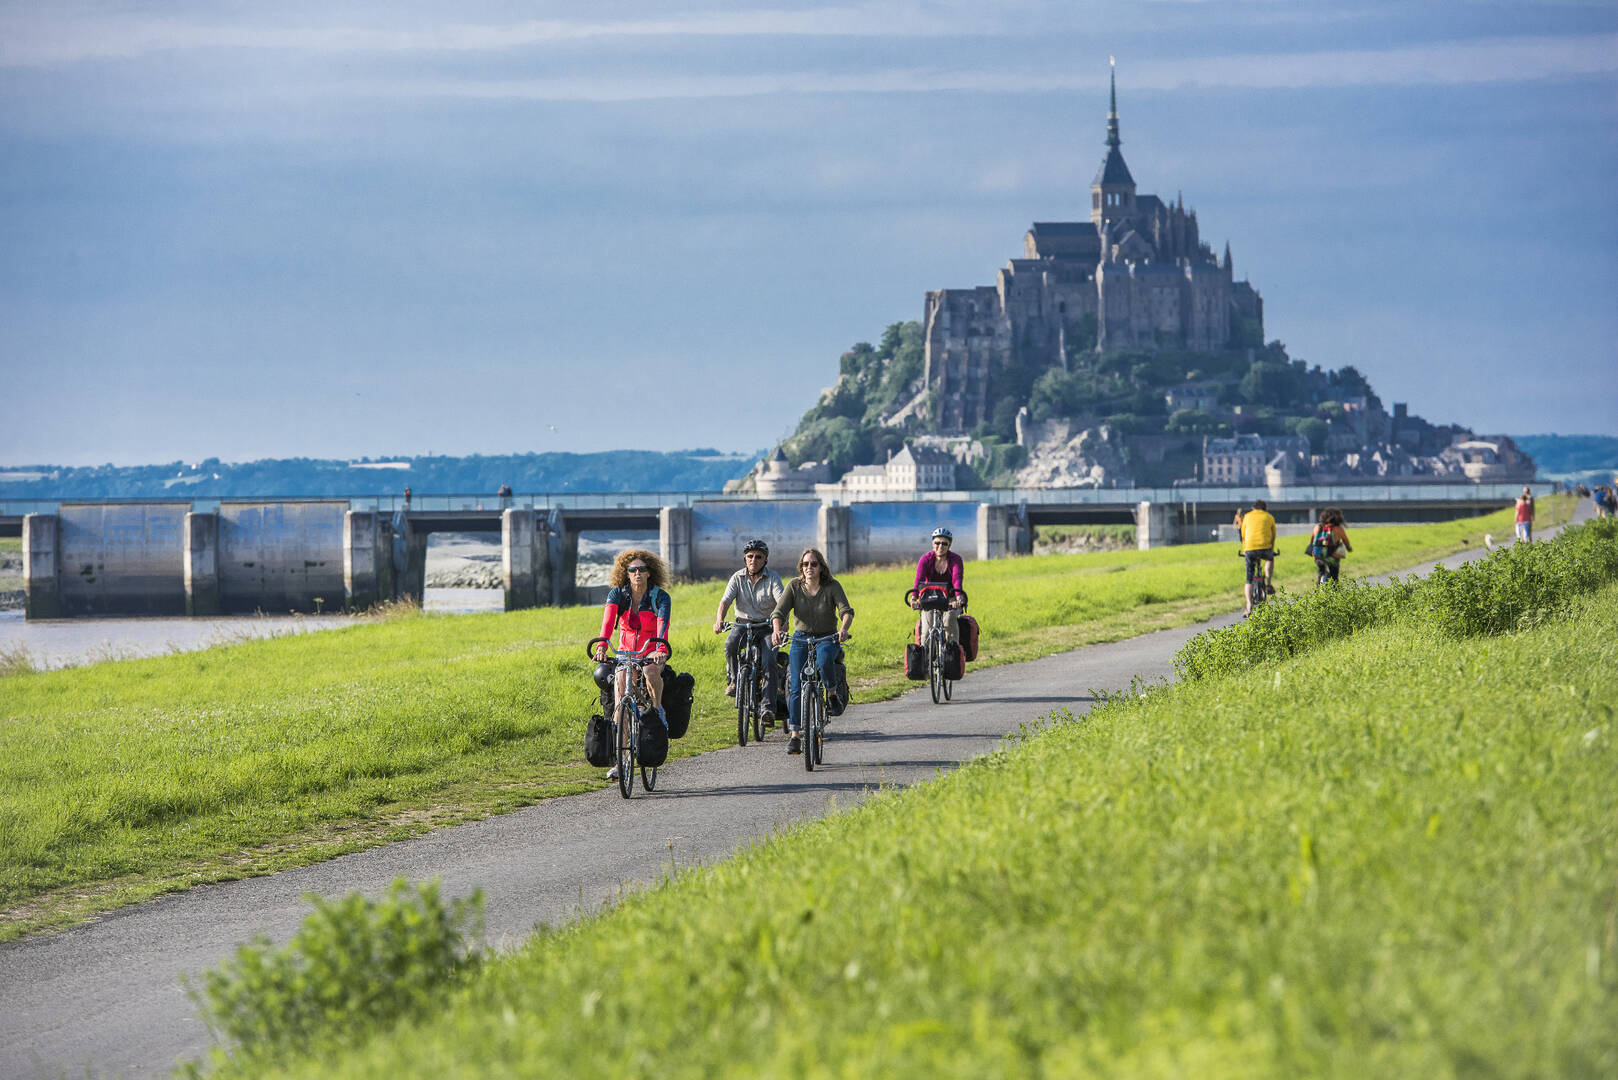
top-left (2, 1), bottom-right (1615, 466)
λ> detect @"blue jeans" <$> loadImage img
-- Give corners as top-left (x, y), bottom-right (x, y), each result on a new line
top-left (786, 633), bottom-right (842, 733)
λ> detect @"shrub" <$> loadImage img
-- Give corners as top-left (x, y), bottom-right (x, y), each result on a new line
top-left (182, 879), bottom-right (484, 1075)
top-left (1175, 518), bottom-right (1618, 680)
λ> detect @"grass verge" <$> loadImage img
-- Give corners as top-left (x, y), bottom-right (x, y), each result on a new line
top-left (193, 547), bottom-right (1618, 1078)
top-left (0, 500), bottom-right (1566, 939)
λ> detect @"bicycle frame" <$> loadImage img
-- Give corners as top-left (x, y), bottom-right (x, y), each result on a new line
top-left (794, 631), bottom-right (845, 771)
top-left (722, 618), bottom-right (774, 746)
top-left (906, 585), bottom-right (967, 705)
top-left (586, 636), bottom-right (670, 798)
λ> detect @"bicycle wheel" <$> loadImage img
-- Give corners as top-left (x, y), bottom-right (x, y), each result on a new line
top-left (943, 664), bottom-right (954, 702)
top-left (811, 694), bottom-right (825, 766)
top-left (802, 682), bottom-right (819, 773)
top-left (736, 660), bottom-right (751, 747)
top-left (641, 763), bottom-right (658, 792)
top-left (929, 639), bottom-right (943, 705)
top-left (616, 709), bottom-right (634, 800)
top-left (752, 680), bottom-right (766, 742)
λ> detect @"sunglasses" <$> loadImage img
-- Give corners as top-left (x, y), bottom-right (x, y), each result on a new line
top-left (800, 560), bottom-right (821, 568)
top-left (627, 565), bottom-right (649, 574)
top-left (933, 540), bottom-right (951, 546)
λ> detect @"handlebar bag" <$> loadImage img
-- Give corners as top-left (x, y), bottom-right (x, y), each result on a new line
top-left (585, 713), bottom-right (614, 768)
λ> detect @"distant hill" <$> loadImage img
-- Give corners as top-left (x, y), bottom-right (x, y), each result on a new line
top-left (1508, 435), bottom-right (1618, 480)
top-left (0, 450), bottom-right (757, 500)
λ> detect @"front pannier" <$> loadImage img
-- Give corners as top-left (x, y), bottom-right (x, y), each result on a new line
top-left (958, 615), bottom-right (980, 662)
top-left (942, 641), bottom-right (965, 681)
top-left (660, 668), bottom-right (695, 739)
top-left (585, 713), bottom-right (614, 767)
top-left (638, 714), bottom-right (669, 767)
top-left (904, 643), bottom-right (927, 680)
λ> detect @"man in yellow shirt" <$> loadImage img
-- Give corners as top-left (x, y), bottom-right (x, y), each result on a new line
top-left (1239, 498), bottom-right (1277, 615)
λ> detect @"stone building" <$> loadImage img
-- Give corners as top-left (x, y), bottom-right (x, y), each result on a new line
top-left (820, 443), bottom-right (959, 498)
top-left (918, 65), bottom-right (1263, 436)
top-left (1202, 434), bottom-right (1308, 486)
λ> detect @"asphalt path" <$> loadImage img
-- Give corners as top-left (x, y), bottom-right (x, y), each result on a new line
top-left (0, 515), bottom-right (1579, 1080)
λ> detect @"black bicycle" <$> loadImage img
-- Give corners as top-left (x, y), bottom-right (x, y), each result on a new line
top-left (1243, 550), bottom-right (1278, 608)
top-left (721, 618), bottom-right (778, 746)
top-left (906, 585), bottom-right (967, 704)
top-left (793, 631), bottom-right (848, 772)
top-left (586, 636), bottom-right (670, 798)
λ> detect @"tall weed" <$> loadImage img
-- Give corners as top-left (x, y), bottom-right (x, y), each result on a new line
top-left (1177, 518), bottom-right (1618, 680)
top-left (180, 879), bottom-right (483, 1076)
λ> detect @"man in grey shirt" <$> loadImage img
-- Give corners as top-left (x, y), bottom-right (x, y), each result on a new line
top-left (713, 538), bottom-right (785, 722)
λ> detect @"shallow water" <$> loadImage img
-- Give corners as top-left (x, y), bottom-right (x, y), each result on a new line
top-left (0, 588), bottom-right (506, 671)
top-left (0, 606), bottom-right (361, 671)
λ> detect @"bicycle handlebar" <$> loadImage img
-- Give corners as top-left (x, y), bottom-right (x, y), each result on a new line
top-left (905, 585), bottom-right (968, 610)
top-left (585, 636), bottom-right (673, 661)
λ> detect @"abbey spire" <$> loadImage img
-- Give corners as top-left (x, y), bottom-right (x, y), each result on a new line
top-left (1091, 58), bottom-right (1136, 228)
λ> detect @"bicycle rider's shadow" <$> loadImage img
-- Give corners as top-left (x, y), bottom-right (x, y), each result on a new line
top-left (651, 779), bottom-right (881, 799)
top-left (950, 694), bottom-right (1097, 706)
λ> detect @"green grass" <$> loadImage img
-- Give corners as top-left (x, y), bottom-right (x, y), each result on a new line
top-left (0, 537), bottom-right (21, 555)
top-left (196, 546), bottom-right (1618, 1079)
top-left (0, 501), bottom-right (1564, 939)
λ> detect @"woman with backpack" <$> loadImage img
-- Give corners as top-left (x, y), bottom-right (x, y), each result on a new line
top-left (593, 549), bottom-right (672, 779)
top-left (1309, 507), bottom-right (1352, 585)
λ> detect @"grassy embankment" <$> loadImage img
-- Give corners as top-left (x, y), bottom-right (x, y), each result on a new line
top-left (190, 515), bottom-right (1617, 1078)
top-left (0, 499), bottom-right (1572, 940)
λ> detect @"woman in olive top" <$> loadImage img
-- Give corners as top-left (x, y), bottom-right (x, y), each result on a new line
top-left (771, 547), bottom-right (854, 756)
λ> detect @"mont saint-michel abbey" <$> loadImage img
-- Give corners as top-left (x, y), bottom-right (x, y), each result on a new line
top-left (922, 69), bottom-right (1264, 435)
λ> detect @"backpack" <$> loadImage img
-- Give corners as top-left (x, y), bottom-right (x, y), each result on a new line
top-left (638, 714), bottom-right (669, 768)
top-left (957, 615), bottom-right (980, 662)
top-left (1306, 523), bottom-right (1334, 560)
top-left (660, 668), bottom-right (695, 739)
top-left (942, 641), bottom-right (965, 681)
top-left (584, 713), bottom-right (614, 768)
top-left (904, 643), bottom-right (927, 680)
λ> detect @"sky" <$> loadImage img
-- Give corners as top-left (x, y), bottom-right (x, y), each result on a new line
top-left (1, 0), bottom-right (1615, 467)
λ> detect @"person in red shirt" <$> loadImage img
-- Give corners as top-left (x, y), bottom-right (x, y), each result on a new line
top-left (593, 549), bottom-right (672, 778)
top-left (1514, 487), bottom-right (1535, 543)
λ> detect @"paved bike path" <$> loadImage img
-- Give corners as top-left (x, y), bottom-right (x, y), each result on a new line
top-left (0, 520), bottom-right (1579, 1080)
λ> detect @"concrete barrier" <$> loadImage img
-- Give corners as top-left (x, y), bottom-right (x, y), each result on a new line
top-left (344, 511), bottom-right (387, 611)
top-left (689, 500), bottom-right (820, 580)
top-left (503, 508), bottom-right (557, 612)
top-left (847, 502), bottom-right (982, 567)
top-left (218, 501), bottom-right (346, 614)
top-left (184, 512), bottom-right (220, 616)
top-left (56, 503), bottom-right (188, 616)
top-left (22, 514), bottom-right (60, 619)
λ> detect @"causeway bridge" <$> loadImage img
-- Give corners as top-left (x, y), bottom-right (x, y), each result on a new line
top-left (5, 481), bottom-right (1543, 619)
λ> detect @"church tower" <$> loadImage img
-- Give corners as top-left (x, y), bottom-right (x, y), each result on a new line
top-left (1090, 59), bottom-right (1136, 230)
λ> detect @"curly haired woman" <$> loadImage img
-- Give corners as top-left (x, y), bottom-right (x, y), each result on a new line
top-left (593, 549), bottom-right (672, 776)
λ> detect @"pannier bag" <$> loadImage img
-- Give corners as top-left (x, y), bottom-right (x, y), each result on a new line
top-left (774, 650), bottom-right (789, 703)
top-left (904, 643), bottom-right (927, 681)
top-left (826, 652), bottom-right (850, 717)
top-left (660, 668), bottom-right (695, 739)
top-left (942, 641), bottom-right (965, 681)
top-left (957, 615), bottom-right (980, 662)
top-left (585, 713), bottom-right (614, 768)
top-left (913, 618), bottom-right (923, 646)
top-left (638, 714), bottom-right (670, 768)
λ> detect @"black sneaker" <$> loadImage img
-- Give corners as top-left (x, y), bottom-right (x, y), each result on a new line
top-left (787, 734), bottom-right (802, 755)
top-left (761, 708), bottom-right (776, 726)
